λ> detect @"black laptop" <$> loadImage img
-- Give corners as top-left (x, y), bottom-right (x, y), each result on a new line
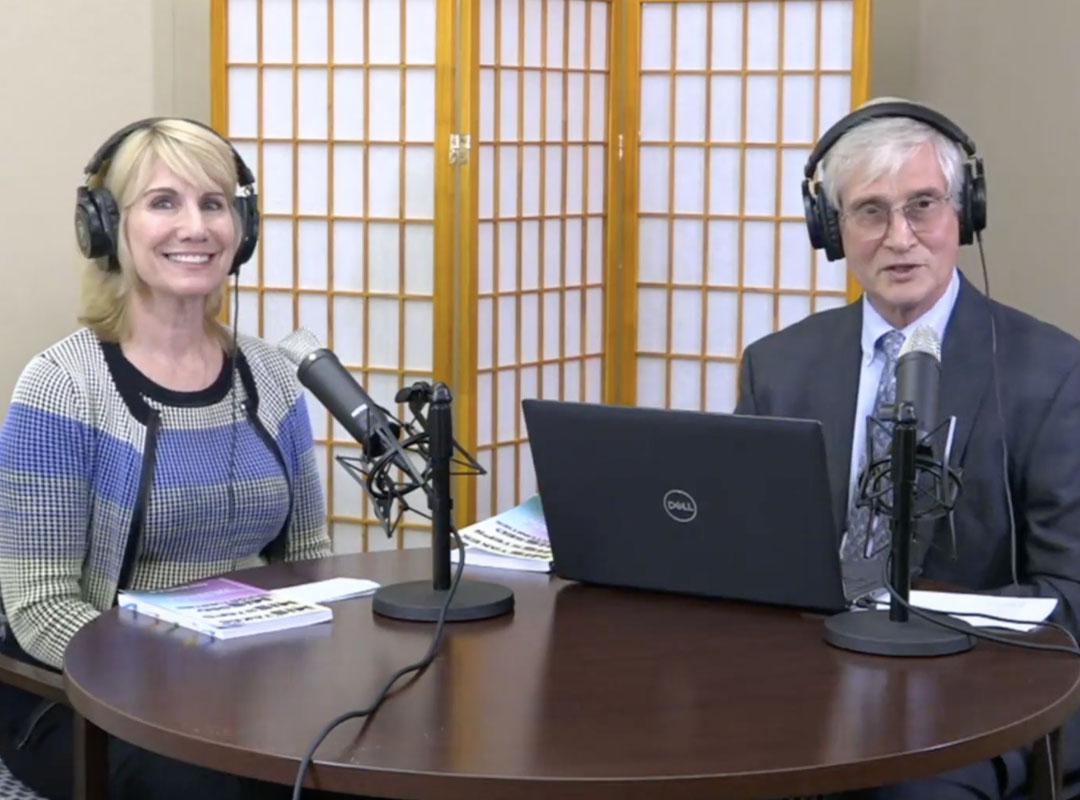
top-left (522, 399), bottom-right (848, 614)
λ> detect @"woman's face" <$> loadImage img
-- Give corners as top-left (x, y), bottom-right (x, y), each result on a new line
top-left (124, 158), bottom-right (236, 302)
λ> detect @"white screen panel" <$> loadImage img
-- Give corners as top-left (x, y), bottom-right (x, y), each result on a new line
top-left (405, 69), bottom-right (436, 141)
top-left (746, 1), bottom-right (779, 70)
top-left (298, 69), bottom-right (329, 138)
top-left (821, 1), bottom-right (854, 70)
top-left (262, 292), bottom-right (294, 345)
top-left (229, 68), bottom-right (258, 138)
top-left (297, 0), bottom-right (329, 62)
top-left (262, 0), bottom-right (293, 63)
top-left (707, 220), bottom-right (739, 286)
top-left (367, 223), bottom-right (399, 293)
top-left (706, 290), bottom-right (738, 357)
top-left (403, 224), bottom-right (433, 294)
top-left (262, 68), bottom-right (293, 138)
top-left (675, 4), bottom-right (708, 70)
top-left (711, 3), bottom-right (743, 69)
top-left (670, 359), bottom-right (701, 410)
top-left (368, 0), bottom-right (401, 65)
top-left (672, 219), bottom-right (703, 284)
top-left (500, 0), bottom-right (520, 67)
top-left (333, 220), bottom-right (364, 291)
top-left (298, 144), bottom-right (329, 214)
top-left (262, 218), bottom-right (293, 287)
top-left (405, 0), bottom-right (437, 64)
top-left (298, 219), bottom-right (329, 290)
top-left (228, 0), bottom-right (258, 62)
top-left (543, 0), bottom-right (565, 66)
top-left (783, 1), bottom-right (817, 69)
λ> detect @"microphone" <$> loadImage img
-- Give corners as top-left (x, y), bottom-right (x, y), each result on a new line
top-left (895, 324), bottom-right (942, 455)
top-left (278, 328), bottom-right (399, 458)
top-left (825, 322), bottom-right (972, 658)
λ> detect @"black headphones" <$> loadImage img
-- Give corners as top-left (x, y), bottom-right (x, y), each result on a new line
top-left (74, 117), bottom-right (259, 275)
top-left (801, 101), bottom-right (987, 262)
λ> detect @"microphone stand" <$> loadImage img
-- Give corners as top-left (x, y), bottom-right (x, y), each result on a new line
top-left (371, 383), bottom-right (515, 622)
top-left (824, 402), bottom-right (973, 656)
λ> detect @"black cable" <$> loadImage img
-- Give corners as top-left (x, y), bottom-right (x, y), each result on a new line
top-left (227, 271), bottom-right (240, 537)
top-left (975, 230), bottom-right (1019, 587)
top-left (289, 525), bottom-right (467, 799)
top-left (879, 555), bottom-right (1080, 656)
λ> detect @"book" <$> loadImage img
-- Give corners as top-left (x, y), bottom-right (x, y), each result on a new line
top-left (273, 577), bottom-right (380, 605)
top-left (451, 495), bottom-right (553, 573)
top-left (118, 577), bottom-right (333, 640)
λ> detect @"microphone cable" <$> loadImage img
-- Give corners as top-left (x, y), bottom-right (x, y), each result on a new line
top-left (873, 554), bottom-right (1080, 657)
top-left (289, 525), bottom-right (468, 800)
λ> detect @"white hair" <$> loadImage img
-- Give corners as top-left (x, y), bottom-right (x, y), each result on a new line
top-left (820, 108), bottom-right (966, 212)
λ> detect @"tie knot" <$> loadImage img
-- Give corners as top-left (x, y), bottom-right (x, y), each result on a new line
top-left (878, 330), bottom-right (905, 361)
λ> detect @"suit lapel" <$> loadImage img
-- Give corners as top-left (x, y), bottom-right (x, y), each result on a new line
top-left (809, 302), bottom-right (863, 539)
top-left (940, 274), bottom-right (994, 467)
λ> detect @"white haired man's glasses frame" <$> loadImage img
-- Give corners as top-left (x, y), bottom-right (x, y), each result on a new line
top-left (840, 193), bottom-right (955, 240)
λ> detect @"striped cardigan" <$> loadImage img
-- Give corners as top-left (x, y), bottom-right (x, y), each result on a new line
top-left (0, 328), bottom-right (330, 668)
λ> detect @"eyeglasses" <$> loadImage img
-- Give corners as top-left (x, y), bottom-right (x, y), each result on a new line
top-left (841, 194), bottom-right (954, 239)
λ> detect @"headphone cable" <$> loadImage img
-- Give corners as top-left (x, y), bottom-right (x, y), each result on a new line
top-left (226, 272), bottom-right (240, 538)
top-left (974, 230), bottom-right (1019, 587)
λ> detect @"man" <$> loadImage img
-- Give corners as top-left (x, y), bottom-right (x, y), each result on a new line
top-left (735, 99), bottom-right (1080, 799)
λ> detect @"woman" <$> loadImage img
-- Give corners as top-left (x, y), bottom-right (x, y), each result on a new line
top-left (0, 118), bottom-right (331, 799)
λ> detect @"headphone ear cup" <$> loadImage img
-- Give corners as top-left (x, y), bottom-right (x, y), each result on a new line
top-left (74, 186), bottom-right (120, 268)
top-left (802, 179), bottom-right (826, 251)
top-left (966, 156), bottom-right (987, 241)
top-left (230, 194), bottom-right (260, 275)
top-left (820, 195), bottom-right (845, 262)
top-left (803, 178), bottom-right (845, 262)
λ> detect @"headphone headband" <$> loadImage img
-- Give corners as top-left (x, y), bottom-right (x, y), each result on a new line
top-left (75, 117), bottom-right (259, 274)
top-left (800, 100), bottom-right (986, 261)
top-left (83, 117), bottom-right (256, 188)
top-left (804, 101), bottom-right (978, 181)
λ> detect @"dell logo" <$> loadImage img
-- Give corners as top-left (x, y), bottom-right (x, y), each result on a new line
top-left (662, 490), bottom-right (698, 523)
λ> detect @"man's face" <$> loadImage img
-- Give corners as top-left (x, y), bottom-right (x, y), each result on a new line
top-left (839, 142), bottom-right (960, 329)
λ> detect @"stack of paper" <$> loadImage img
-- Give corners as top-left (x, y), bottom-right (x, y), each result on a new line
top-left (872, 590), bottom-right (1058, 632)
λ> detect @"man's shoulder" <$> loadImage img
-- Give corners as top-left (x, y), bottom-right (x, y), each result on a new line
top-left (743, 302), bottom-right (858, 362)
top-left (981, 294), bottom-right (1080, 369)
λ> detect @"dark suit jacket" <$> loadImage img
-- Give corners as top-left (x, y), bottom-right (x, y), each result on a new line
top-left (735, 272), bottom-right (1080, 774)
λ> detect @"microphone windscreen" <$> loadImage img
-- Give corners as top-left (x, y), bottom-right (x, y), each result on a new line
top-left (278, 327), bottom-right (323, 366)
top-left (899, 324), bottom-right (941, 361)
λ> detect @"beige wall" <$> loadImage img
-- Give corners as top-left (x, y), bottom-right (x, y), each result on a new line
top-left (872, 0), bottom-right (1080, 337)
top-left (0, 0), bottom-right (210, 416)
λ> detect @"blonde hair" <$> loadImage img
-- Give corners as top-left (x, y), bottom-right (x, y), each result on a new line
top-left (77, 119), bottom-right (242, 347)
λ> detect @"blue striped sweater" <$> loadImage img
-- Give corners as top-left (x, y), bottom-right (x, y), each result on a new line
top-left (0, 328), bottom-right (331, 668)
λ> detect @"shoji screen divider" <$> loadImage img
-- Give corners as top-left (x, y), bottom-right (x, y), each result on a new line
top-left (459, 0), bottom-right (617, 522)
top-left (616, 0), bottom-right (870, 411)
top-left (211, 0), bottom-right (452, 551)
top-left (212, 0), bottom-right (871, 546)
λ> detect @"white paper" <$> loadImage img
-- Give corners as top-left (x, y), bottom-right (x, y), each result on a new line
top-left (873, 590), bottom-right (1058, 633)
top-left (272, 577), bottom-right (380, 605)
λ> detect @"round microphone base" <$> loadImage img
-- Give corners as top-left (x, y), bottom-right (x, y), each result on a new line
top-left (372, 579), bottom-right (514, 622)
top-left (824, 609), bottom-right (974, 657)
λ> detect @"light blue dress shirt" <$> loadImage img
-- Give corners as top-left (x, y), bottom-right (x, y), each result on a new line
top-left (846, 268), bottom-right (961, 515)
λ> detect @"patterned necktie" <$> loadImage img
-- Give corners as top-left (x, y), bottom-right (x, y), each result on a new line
top-left (842, 329), bottom-right (906, 567)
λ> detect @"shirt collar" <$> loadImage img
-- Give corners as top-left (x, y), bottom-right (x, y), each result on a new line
top-left (860, 268), bottom-right (960, 366)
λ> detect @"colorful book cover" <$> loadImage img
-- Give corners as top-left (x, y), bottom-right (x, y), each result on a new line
top-left (454, 495), bottom-right (552, 572)
top-left (118, 577), bottom-right (332, 640)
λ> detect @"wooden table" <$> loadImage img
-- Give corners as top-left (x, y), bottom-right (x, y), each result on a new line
top-left (63, 550), bottom-right (1080, 799)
